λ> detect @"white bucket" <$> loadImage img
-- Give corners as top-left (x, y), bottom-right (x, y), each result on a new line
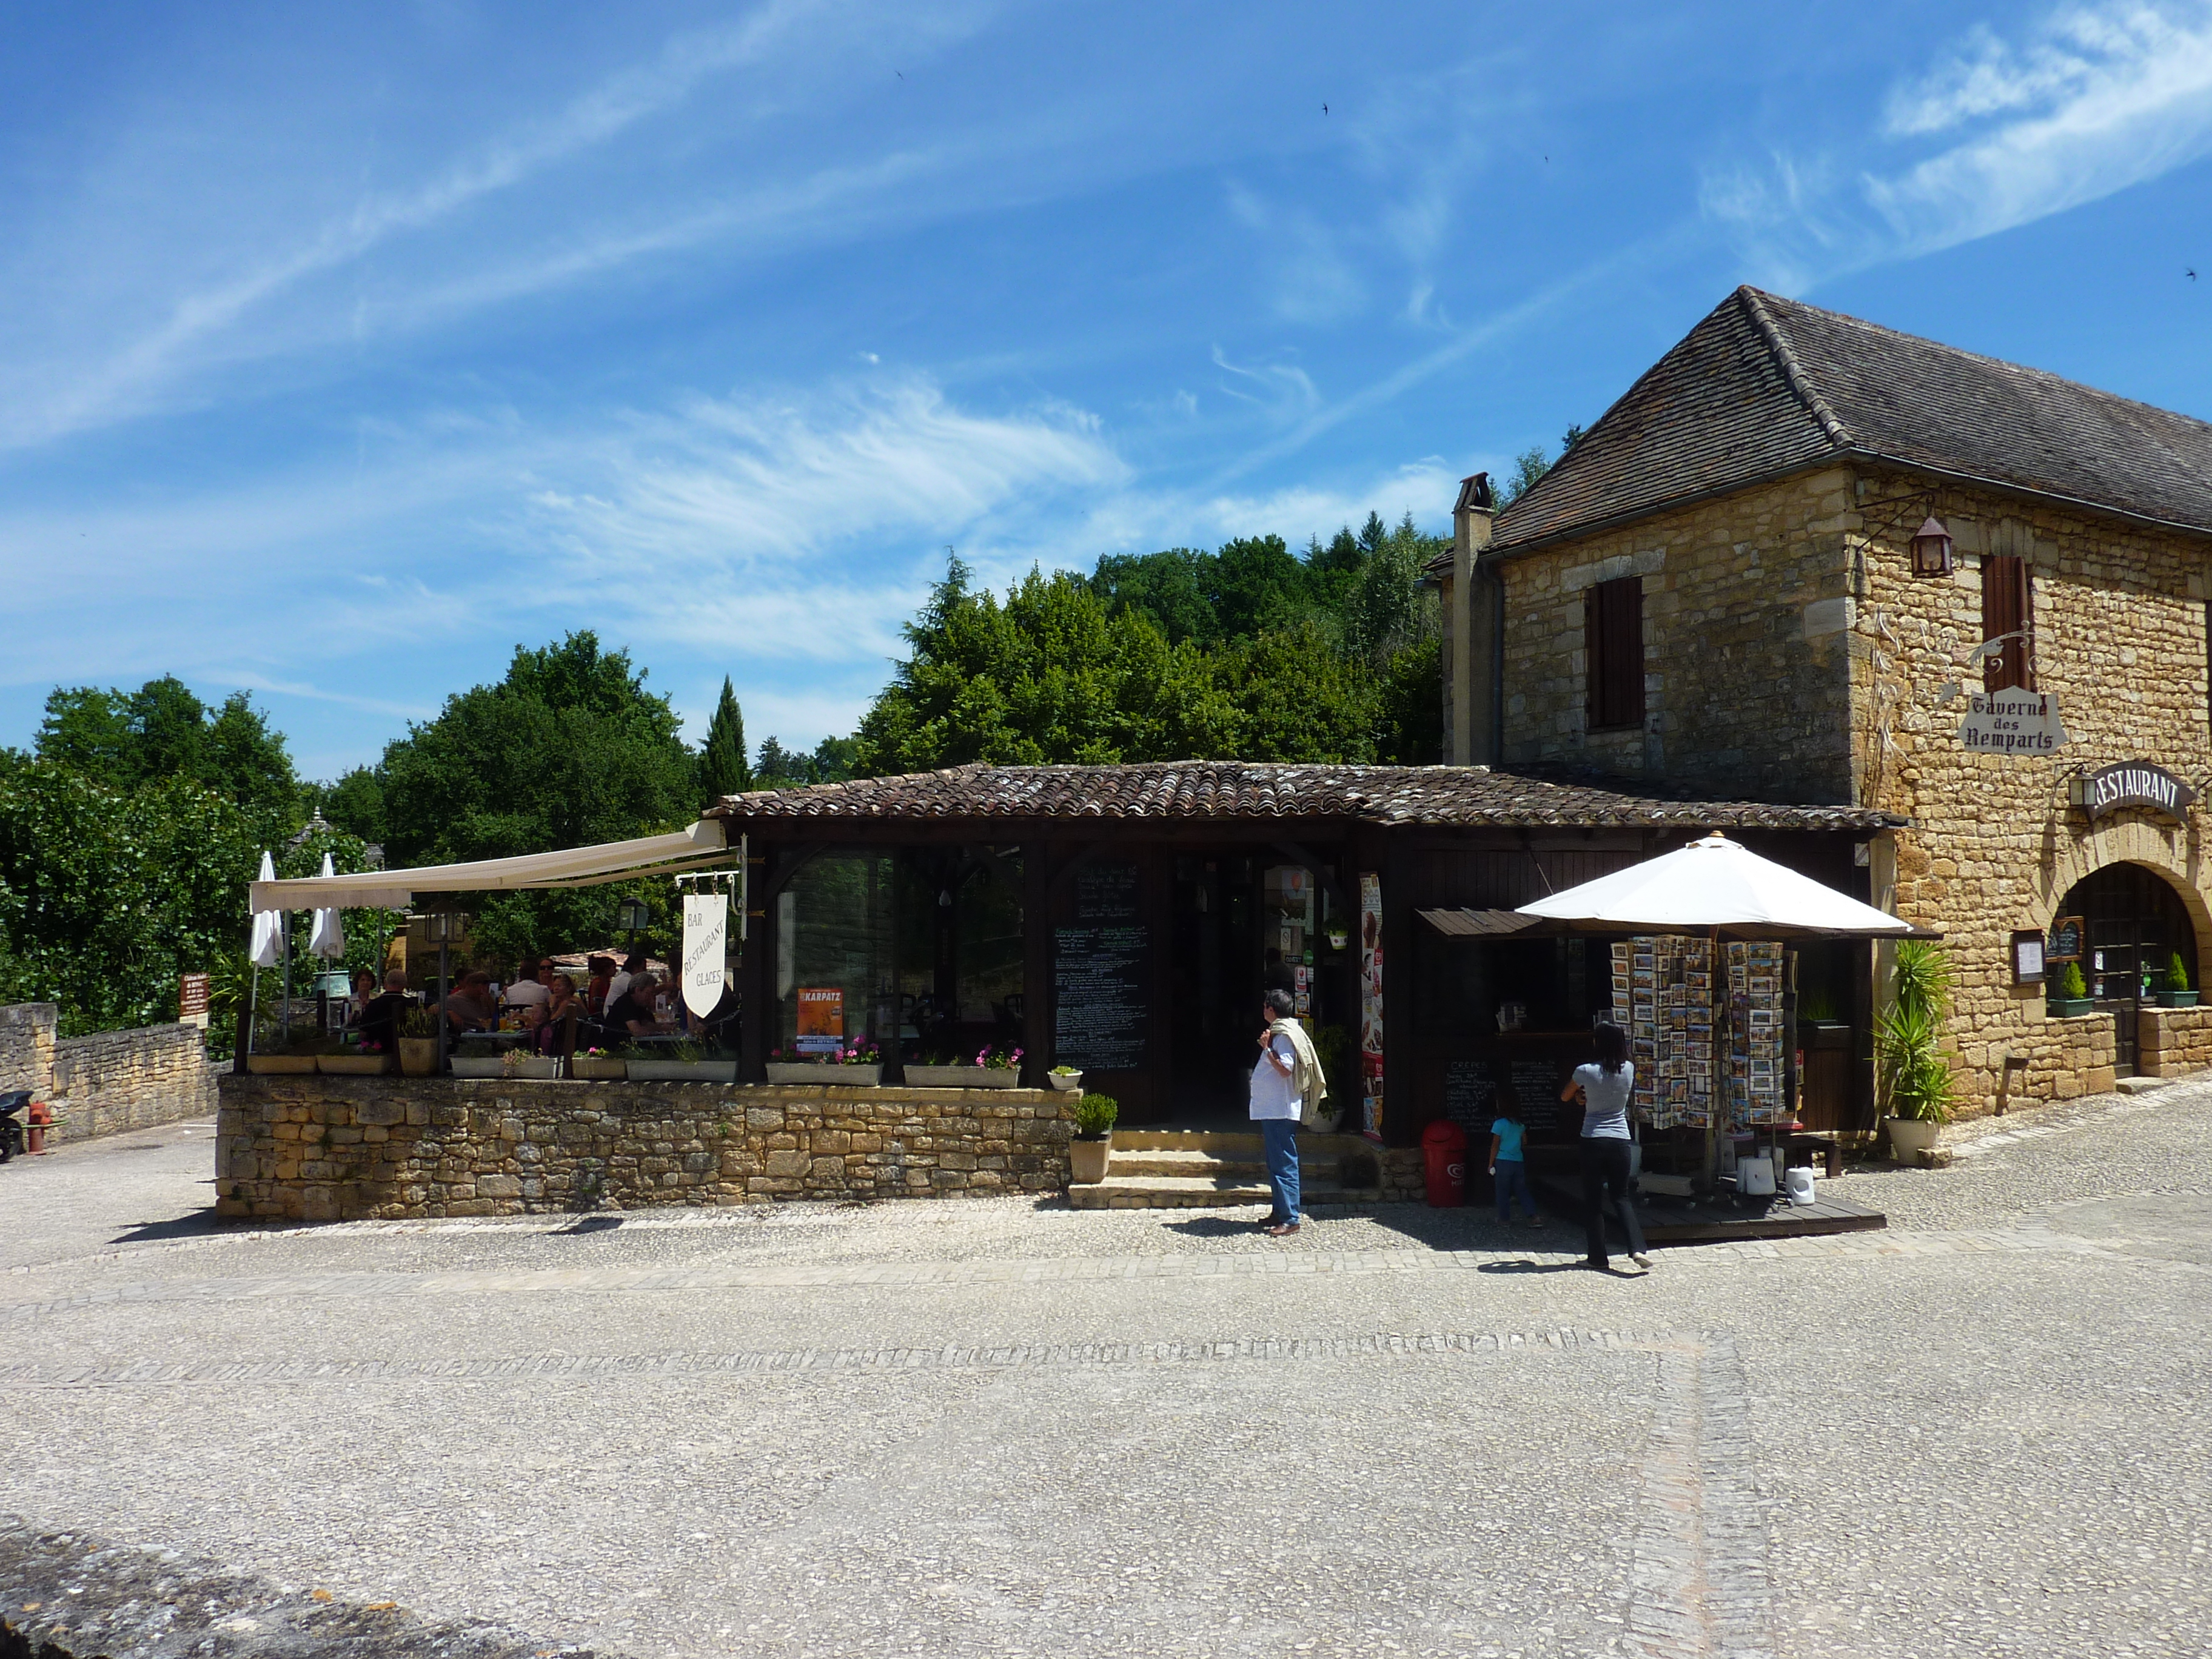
top-left (1736, 1155), bottom-right (1777, 1196)
top-left (1785, 1165), bottom-right (1817, 1207)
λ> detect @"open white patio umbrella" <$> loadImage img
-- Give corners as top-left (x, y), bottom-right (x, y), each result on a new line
top-left (1516, 832), bottom-right (1923, 937)
top-left (306, 851), bottom-right (346, 961)
top-left (1517, 831), bottom-right (1931, 1188)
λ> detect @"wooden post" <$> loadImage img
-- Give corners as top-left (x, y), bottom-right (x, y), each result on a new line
top-left (740, 845), bottom-right (774, 1082)
top-left (1022, 842), bottom-right (1051, 1087)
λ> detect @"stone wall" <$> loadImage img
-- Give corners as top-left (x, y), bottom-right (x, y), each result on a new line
top-left (1849, 472), bottom-right (2212, 1117)
top-left (2137, 1005), bottom-right (2212, 1079)
top-left (0, 1002), bottom-right (218, 1143)
top-left (1460, 458), bottom-right (2212, 1122)
top-left (0, 1001), bottom-right (56, 1095)
top-left (1487, 466), bottom-right (1860, 804)
top-left (216, 1076), bottom-right (1075, 1221)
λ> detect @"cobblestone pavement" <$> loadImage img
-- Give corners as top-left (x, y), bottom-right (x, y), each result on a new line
top-left (4, 1082), bottom-right (2210, 1658)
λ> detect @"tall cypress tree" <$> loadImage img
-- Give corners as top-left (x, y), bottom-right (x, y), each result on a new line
top-left (697, 676), bottom-right (752, 801)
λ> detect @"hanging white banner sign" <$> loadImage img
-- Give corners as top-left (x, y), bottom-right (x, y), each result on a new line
top-left (1957, 689), bottom-right (2067, 756)
top-left (682, 891), bottom-right (728, 1018)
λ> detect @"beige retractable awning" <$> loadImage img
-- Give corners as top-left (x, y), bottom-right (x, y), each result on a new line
top-left (248, 819), bottom-right (732, 912)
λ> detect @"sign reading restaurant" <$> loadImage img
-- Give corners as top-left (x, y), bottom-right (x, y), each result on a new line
top-left (2073, 760), bottom-right (2197, 823)
top-left (1956, 689), bottom-right (2067, 754)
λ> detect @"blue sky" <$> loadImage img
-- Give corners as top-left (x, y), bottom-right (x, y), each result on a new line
top-left (3, 0), bottom-right (2210, 780)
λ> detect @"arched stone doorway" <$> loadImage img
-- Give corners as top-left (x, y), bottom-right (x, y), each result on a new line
top-left (2053, 862), bottom-right (2200, 1075)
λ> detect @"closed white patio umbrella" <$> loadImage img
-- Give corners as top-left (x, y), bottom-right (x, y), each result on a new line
top-left (306, 852), bottom-right (346, 961)
top-left (249, 851), bottom-right (284, 967)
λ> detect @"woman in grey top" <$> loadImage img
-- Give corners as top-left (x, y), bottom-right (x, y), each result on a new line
top-left (1559, 1021), bottom-right (1652, 1272)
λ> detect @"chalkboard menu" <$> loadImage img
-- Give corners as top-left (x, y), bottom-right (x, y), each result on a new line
top-left (1441, 1056), bottom-right (1581, 1139)
top-left (1074, 862), bottom-right (1140, 922)
top-left (1056, 860), bottom-right (1147, 1070)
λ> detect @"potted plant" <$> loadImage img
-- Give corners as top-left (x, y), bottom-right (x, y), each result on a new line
top-left (2157, 951), bottom-right (2198, 1009)
top-left (318, 1038), bottom-right (392, 1076)
top-left (1046, 1065), bottom-right (1084, 1092)
top-left (397, 1007), bottom-right (441, 1077)
top-left (2048, 959), bottom-right (2093, 1018)
top-left (1795, 988), bottom-right (1851, 1048)
top-left (571, 1045), bottom-right (627, 1081)
top-left (447, 1036), bottom-right (510, 1079)
top-left (625, 1039), bottom-right (740, 1084)
top-left (246, 1028), bottom-right (326, 1074)
top-left (906, 1044), bottom-right (1025, 1089)
top-left (1879, 940), bottom-right (1955, 1164)
top-left (765, 1040), bottom-right (883, 1085)
top-left (500, 1045), bottom-right (560, 1081)
top-left (1068, 1091), bottom-right (1117, 1185)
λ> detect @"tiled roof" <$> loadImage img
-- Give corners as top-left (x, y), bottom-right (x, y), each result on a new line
top-left (706, 762), bottom-right (1897, 831)
top-left (1484, 286), bottom-right (2212, 552)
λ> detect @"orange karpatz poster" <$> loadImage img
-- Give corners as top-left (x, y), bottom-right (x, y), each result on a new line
top-left (796, 987), bottom-right (844, 1054)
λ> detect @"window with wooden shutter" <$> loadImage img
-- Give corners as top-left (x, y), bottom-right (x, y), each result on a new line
top-left (1981, 555), bottom-right (2033, 692)
top-left (1585, 575), bottom-right (1644, 730)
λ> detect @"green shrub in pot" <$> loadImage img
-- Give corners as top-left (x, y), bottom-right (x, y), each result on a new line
top-left (1072, 1093), bottom-right (1118, 1139)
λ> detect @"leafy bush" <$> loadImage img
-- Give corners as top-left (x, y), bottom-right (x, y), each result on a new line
top-left (2059, 960), bottom-right (2088, 1000)
top-left (399, 1006), bottom-right (440, 1040)
top-left (2166, 951), bottom-right (2191, 993)
top-left (1073, 1093), bottom-right (1118, 1138)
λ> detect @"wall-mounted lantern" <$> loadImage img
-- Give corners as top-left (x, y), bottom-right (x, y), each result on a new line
top-left (1909, 515), bottom-right (1955, 577)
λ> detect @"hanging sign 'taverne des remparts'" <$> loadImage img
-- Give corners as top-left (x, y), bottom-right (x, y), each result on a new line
top-left (1956, 688), bottom-right (2066, 755)
top-left (2072, 760), bottom-right (2197, 824)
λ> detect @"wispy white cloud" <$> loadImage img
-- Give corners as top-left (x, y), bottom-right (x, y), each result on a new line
top-left (0, 1), bottom-right (1004, 451)
top-left (1868, 1), bottom-right (2212, 255)
top-left (1706, 1), bottom-right (2212, 284)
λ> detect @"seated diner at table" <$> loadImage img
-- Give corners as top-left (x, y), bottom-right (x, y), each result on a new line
top-left (585, 955), bottom-right (615, 1015)
top-left (536, 973), bottom-right (583, 1056)
top-left (504, 957), bottom-right (550, 1011)
top-left (441, 970), bottom-right (498, 1034)
top-left (605, 971), bottom-right (672, 1038)
top-left (357, 970), bottom-right (415, 1051)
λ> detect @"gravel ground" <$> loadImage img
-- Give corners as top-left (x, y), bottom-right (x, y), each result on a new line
top-left (4, 1080), bottom-right (2210, 1658)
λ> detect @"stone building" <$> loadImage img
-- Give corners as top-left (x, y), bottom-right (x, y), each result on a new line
top-left (1434, 286), bottom-right (2212, 1116)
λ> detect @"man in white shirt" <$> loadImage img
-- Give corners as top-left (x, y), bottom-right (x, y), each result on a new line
top-left (1250, 989), bottom-right (1302, 1236)
top-left (606, 952), bottom-right (646, 1010)
top-left (504, 960), bottom-right (550, 1011)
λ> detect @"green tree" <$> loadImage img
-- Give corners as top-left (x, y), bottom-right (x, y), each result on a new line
top-left (314, 766), bottom-right (387, 846)
top-left (0, 751), bottom-right (374, 1041)
top-left (857, 561), bottom-right (1224, 772)
top-left (697, 677), bottom-right (752, 801)
top-left (35, 676), bottom-right (298, 828)
top-left (375, 632), bottom-right (698, 964)
top-left (1207, 619), bottom-right (1379, 762)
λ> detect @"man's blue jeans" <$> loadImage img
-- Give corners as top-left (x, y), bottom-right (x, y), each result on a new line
top-left (1261, 1118), bottom-right (1301, 1223)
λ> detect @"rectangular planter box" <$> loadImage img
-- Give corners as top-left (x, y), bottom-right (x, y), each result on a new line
top-left (2157, 991), bottom-right (2200, 1008)
top-left (245, 1054), bottom-right (318, 1074)
top-left (2048, 999), bottom-right (2095, 1019)
top-left (903, 1065), bottom-right (1022, 1089)
top-left (625, 1060), bottom-right (740, 1084)
top-left (447, 1057), bottom-right (508, 1078)
top-left (317, 1054), bottom-right (392, 1076)
top-left (766, 1063), bottom-right (882, 1084)
top-left (571, 1057), bottom-right (628, 1081)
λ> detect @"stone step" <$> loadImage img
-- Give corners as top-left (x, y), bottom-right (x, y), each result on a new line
top-left (1068, 1174), bottom-right (1383, 1210)
top-left (1105, 1148), bottom-right (1347, 1179)
top-left (1111, 1128), bottom-right (1375, 1155)
top-left (2114, 1074), bottom-right (2173, 1094)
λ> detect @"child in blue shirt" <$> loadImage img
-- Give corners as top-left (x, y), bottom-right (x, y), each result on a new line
top-left (1488, 1089), bottom-right (1543, 1227)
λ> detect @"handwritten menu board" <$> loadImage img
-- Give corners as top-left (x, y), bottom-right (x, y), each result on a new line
top-left (1054, 860), bottom-right (1147, 1070)
top-left (1441, 1057), bottom-right (1578, 1138)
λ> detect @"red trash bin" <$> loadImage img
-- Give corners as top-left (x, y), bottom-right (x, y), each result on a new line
top-left (1421, 1119), bottom-right (1467, 1207)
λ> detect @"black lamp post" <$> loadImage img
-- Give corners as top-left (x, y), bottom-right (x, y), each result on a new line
top-left (427, 910), bottom-right (464, 1074)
